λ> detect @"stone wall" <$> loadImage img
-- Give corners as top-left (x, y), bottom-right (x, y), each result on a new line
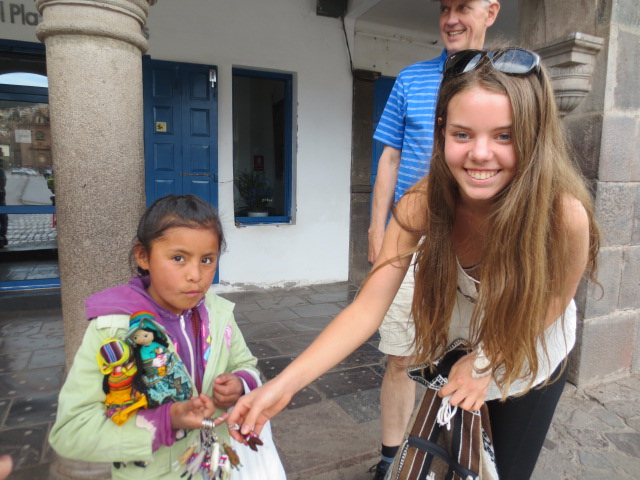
top-left (521, 0), bottom-right (640, 385)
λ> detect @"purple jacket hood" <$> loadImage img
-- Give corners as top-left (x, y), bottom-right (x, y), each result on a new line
top-left (85, 276), bottom-right (159, 320)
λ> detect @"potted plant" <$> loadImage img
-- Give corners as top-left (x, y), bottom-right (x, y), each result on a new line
top-left (234, 170), bottom-right (272, 217)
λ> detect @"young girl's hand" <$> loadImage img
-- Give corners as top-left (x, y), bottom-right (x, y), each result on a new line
top-left (438, 352), bottom-right (491, 412)
top-left (213, 373), bottom-right (244, 409)
top-left (170, 393), bottom-right (219, 430)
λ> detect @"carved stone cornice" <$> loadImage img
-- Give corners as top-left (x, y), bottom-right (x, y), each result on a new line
top-left (535, 32), bottom-right (604, 116)
top-left (35, 0), bottom-right (151, 53)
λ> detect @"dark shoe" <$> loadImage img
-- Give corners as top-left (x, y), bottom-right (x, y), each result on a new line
top-left (369, 459), bottom-right (391, 480)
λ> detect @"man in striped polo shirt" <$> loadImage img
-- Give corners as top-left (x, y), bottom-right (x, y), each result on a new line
top-left (368, 1), bottom-right (501, 478)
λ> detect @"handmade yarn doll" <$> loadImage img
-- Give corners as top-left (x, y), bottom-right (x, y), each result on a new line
top-left (96, 338), bottom-right (147, 425)
top-left (127, 311), bottom-right (193, 407)
top-left (130, 319), bottom-right (169, 376)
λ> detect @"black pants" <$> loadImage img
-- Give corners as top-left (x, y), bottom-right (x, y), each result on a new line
top-left (486, 362), bottom-right (567, 480)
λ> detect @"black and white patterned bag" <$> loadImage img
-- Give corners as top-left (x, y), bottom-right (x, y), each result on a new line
top-left (387, 339), bottom-right (499, 480)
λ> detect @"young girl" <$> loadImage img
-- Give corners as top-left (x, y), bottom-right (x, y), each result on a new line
top-left (49, 194), bottom-right (286, 479)
top-left (228, 48), bottom-right (600, 480)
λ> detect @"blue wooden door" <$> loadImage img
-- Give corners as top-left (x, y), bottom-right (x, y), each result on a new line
top-left (143, 59), bottom-right (218, 207)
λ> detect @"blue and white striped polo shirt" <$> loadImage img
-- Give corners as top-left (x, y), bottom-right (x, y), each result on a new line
top-left (374, 49), bottom-right (447, 203)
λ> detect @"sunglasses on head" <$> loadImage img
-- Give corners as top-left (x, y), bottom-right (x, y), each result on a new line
top-left (443, 48), bottom-right (541, 79)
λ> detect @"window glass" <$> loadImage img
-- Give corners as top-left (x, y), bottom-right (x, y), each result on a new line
top-left (232, 70), bottom-right (291, 223)
top-left (0, 100), bottom-right (54, 207)
top-left (0, 66), bottom-right (57, 288)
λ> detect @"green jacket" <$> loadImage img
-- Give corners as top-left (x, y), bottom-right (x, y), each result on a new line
top-left (49, 292), bottom-right (259, 479)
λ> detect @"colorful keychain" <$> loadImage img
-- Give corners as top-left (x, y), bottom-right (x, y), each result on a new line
top-left (178, 418), bottom-right (244, 480)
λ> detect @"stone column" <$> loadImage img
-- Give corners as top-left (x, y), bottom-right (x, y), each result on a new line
top-left (35, 1), bottom-right (154, 478)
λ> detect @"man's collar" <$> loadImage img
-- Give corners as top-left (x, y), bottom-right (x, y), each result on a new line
top-left (438, 48), bottom-right (449, 73)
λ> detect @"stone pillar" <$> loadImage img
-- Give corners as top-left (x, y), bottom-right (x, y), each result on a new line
top-left (520, 0), bottom-right (640, 386)
top-left (35, 1), bottom-right (154, 478)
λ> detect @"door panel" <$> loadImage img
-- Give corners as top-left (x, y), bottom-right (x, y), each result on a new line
top-left (190, 109), bottom-right (210, 136)
top-left (189, 179), bottom-right (214, 203)
top-left (180, 66), bottom-right (218, 206)
top-left (153, 143), bottom-right (176, 171)
top-left (189, 144), bottom-right (211, 171)
top-left (153, 107), bottom-right (176, 134)
top-left (143, 59), bottom-right (218, 208)
top-left (145, 62), bottom-right (182, 199)
top-left (153, 178), bottom-right (176, 202)
top-left (150, 67), bottom-right (175, 98)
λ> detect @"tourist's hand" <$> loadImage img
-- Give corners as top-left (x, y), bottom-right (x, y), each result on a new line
top-left (0, 455), bottom-right (12, 480)
top-left (226, 379), bottom-right (292, 442)
top-left (438, 352), bottom-right (490, 412)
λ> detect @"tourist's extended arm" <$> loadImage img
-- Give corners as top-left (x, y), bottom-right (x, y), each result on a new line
top-left (228, 198), bottom-right (423, 439)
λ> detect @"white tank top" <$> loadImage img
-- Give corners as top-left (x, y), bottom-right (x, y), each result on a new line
top-left (449, 259), bottom-right (576, 400)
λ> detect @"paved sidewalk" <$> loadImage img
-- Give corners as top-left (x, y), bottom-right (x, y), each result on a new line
top-left (0, 284), bottom-right (639, 479)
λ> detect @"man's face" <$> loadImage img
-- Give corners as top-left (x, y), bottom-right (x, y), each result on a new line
top-left (439, 0), bottom-right (500, 54)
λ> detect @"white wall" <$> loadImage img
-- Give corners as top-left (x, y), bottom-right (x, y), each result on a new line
top-left (145, 0), bottom-right (354, 287)
top-left (353, 23), bottom-right (442, 76)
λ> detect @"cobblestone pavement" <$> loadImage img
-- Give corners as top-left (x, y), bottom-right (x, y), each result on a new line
top-left (0, 285), bottom-right (638, 480)
top-left (532, 375), bottom-right (640, 480)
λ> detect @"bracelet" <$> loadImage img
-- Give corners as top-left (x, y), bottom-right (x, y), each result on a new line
top-left (472, 345), bottom-right (492, 379)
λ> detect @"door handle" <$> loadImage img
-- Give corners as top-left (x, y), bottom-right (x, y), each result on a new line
top-left (179, 173), bottom-right (218, 182)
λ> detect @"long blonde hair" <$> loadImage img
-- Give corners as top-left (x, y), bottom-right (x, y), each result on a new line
top-left (401, 58), bottom-right (600, 396)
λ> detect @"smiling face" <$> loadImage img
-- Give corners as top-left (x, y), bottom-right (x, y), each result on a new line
top-left (135, 226), bottom-right (220, 314)
top-left (439, 0), bottom-right (499, 54)
top-left (443, 86), bottom-right (516, 206)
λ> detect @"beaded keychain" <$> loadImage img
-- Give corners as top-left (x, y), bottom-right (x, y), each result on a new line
top-left (174, 418), bottom-right (262, 480)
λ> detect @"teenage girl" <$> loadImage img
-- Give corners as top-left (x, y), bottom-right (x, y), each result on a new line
top-left (228, 48), bottom-right (601, 479)
top-left (50, 194), bottom-right (286, 479)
